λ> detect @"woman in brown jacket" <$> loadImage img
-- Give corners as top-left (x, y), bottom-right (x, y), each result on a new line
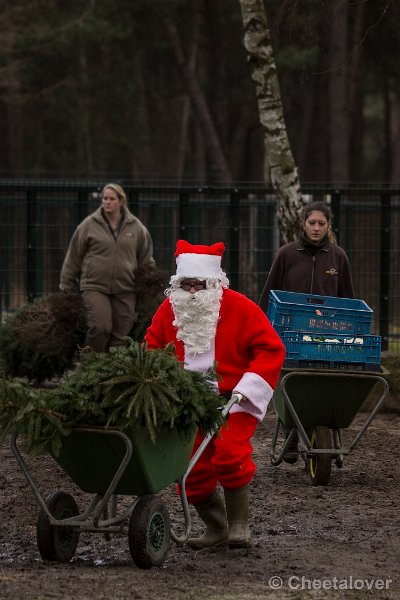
top-left (60, 183), bottom-right (155, 352)
top-left (259, 202), bottom-right (354, 313)
top-left (259, 201), bottom-right (354, 462)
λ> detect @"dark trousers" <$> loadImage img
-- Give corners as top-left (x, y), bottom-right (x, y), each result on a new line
top-left (82, 290), bottom-right (137, 352)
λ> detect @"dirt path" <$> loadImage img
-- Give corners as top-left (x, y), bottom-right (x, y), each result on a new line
top-left (1, 409), bottom-right (399, 600)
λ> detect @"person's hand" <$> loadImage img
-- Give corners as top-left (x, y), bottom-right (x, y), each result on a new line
top-left (59, 284), bottom-right (77, 295)
top-left (232, 392), bottom-right (246, 403)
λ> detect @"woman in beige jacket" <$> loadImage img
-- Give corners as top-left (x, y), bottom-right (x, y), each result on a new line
top-left (60, 183), bottom-right (155, 352)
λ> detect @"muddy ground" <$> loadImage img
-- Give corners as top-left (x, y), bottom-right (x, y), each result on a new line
top-left (1, 403), bottom-right (399, 600)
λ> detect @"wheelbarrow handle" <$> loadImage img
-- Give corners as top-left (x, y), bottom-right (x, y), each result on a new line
top-left (220, 392), bottom-right (244, 418)
top-left (184, 391), bottom-right (243, 476)
top-left (171, 392), bottom-right (243, 544)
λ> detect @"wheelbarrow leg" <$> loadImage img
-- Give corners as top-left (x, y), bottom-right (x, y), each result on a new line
top-left (333, 429), bottom-right (343, 468)
top-left (270, 416), bottom-right (281, 465)
top-left (103, 495), bottom-right (118, 541)
top-left (270, 417), bottom-right (300, 466)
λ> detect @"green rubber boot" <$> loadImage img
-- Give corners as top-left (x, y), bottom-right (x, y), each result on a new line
top-left (224, 484), bottom-right (252, 549)
top-left (188, 490), bottom-right (228, 549)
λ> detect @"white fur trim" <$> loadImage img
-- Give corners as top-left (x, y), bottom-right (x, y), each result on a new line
top-left (230, 372), bottom-right (274, 421)
top-left (184, 345), bottom-right (215, 373)
top-left (184, 345), bottom-right (218, 390)
top-left (176, 253), bottom-right (222, 279)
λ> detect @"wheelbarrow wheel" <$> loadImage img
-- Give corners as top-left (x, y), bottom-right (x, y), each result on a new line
top-left (307, 426), bottom-right (332, 486)
top-left (128, 495), bottom-right (171, 569)
top-left (36, 491), bottom-right (80, 562)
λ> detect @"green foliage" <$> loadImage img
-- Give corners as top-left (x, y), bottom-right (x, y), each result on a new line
top-left (0, 369), bottom-right (75, 457)
top-left (0, 339), bottom-right (224, 457)
top-left (0, 293), bottom-right (86, 384)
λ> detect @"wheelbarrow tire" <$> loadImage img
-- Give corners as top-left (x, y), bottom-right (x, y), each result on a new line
top-left (36, 491), bottom-right (80, 562)
top-left (307, 426), bottom-right (332, 486)
top-left (128, 495), bottom-right (171, 569)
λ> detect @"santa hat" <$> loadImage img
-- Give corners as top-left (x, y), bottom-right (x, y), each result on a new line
top-left (174, 240), bottom-right (225, 279)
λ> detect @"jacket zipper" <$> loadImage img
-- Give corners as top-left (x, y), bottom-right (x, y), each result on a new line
top-left (310, 255), bottom-right (316, 293)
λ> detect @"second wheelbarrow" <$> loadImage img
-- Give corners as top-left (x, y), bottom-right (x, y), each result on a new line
top-left (270, 367), bottom-right (389, 485)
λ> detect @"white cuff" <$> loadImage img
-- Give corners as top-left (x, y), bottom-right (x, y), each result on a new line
top-left (230, 371), bottom-right (274, 421)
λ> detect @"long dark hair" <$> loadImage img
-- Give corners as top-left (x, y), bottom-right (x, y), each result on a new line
top-left (302, 201), bottom-right (337, 243)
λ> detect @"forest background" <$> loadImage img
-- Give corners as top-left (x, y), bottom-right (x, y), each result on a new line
top-left (1, 0), bottom-right (398, 185)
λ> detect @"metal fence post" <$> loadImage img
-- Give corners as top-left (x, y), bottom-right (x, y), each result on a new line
top-left (380, 193), bottom-right (391, 351)
top-left (178, 191), bottom-right (190, 239)
top-left (331, 189), bottom-right (341, 244)
top-left (26, 190), bottom-right (40, 303)
top-left (229, 189), bottom-right (240, 291)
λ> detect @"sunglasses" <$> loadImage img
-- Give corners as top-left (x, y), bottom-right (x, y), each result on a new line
top-left (180, 281), bottom-right (206, 291)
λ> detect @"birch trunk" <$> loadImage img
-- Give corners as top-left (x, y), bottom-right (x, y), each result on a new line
top-left (238, 0), bottom-right (304, 242)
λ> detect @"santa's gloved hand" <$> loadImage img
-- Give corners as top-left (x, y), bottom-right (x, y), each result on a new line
top-left (231, 392), bottom-right (245, 404)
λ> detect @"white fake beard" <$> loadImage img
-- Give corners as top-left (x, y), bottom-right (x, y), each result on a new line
top-left (169, 286), bottom-right (223, 355)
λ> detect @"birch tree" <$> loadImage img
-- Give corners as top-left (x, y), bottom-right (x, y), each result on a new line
top-left (238, 0), bottom-right (304, 242)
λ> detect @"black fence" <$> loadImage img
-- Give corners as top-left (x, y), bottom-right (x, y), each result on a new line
top-left (1, 180), bottom-right (399, 351)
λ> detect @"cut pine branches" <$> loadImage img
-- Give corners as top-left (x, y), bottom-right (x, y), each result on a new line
top-left (0, 339), bottom-right (224, 456)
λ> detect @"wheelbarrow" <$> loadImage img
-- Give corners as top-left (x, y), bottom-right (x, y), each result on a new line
top-left (10, 393), bottom-right (243, 568)
top-left (270, 367), bottom-right (389, 485)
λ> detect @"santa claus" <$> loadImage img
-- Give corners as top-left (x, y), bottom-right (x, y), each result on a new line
top-left (145, 240), bottom-right (285, 549)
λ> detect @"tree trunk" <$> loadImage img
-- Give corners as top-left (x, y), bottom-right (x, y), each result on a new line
top-left (329, 0), bottom-right (349, 183)
top-left (176, 3), bottom-right (201, 182)
top-left (238, 0), bottom-right (304, 243)
top-left (383, 74), bottom-right (392, 182)
top-left (163, 17), bottom-right (232, 184)
top-left (229, 91), bottom-right (259, 178)
top-left (348, 1), bottom-right (367, 181)
top-left (77, 41), bottom-right (94, 175)
top-left (132, 63), bottom-right (154, 180)
top-left (391, 104), bottom-right (400, 182)
top-left (4, 89), bottom-right (24, 175)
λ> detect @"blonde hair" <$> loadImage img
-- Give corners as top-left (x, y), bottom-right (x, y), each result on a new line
top-left (102, 183), bottom-right (127, 206)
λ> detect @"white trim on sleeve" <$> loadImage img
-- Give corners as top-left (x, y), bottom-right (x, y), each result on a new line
top-left (230, 371), bottom-right (274, 421)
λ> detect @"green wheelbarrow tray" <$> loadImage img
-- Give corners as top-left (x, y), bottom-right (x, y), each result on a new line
top-left (270, 366), bottom-right (390, 467)
top-left (10, 425), bottom-right (196, 541)
top-left (273, 366), bottom-right (389, 431)
top-left (51, 425), bottom-right (196, 496)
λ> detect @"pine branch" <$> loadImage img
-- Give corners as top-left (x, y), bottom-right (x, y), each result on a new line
top-left (0, 340), bottom-right (224, 456)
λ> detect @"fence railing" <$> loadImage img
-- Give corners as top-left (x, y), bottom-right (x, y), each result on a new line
top-left (1, 180), bottom-right (399, 351)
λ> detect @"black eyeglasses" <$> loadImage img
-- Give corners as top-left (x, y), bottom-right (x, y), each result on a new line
top-left (180, 281), bottom-right (206, 291)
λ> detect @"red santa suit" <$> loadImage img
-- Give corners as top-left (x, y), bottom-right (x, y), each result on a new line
top-left (145, 240), bottom-right (285, 504)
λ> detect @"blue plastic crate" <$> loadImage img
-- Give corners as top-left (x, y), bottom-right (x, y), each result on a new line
top-left (280, 331), bottom-right (381, 371)
top-left (267, 290), bottom-right (373, 336)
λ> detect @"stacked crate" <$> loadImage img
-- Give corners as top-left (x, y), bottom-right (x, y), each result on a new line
top-left (267, 291), bottom-right (381, 371)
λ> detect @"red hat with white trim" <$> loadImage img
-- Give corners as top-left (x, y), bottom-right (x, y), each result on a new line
top-left (174, 240), bottom-right (225, 279)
